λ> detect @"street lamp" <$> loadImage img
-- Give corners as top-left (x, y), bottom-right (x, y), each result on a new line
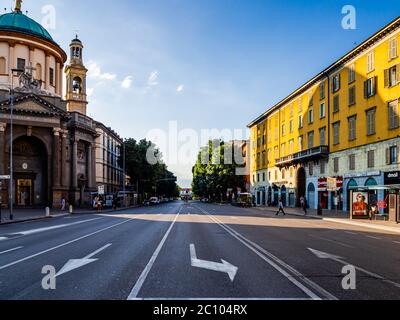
top-left (9, 68), bottom-right (24, 221)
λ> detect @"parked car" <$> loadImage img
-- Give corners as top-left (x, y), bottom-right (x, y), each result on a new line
top-left (149, 197), bottom-right (159, 205)
top-left (232, 193), bottom-right (254, 208)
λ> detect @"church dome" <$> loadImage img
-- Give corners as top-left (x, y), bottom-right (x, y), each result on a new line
top-left (0, 11), bottom-right (54, 43)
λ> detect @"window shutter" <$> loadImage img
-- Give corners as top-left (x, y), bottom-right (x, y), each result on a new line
top-left (372, 77), bottom-right (377, 96)
top-left (397, 64), bottom-right (400, 85)
top-left (386, 148), bottom-right (391, 165)
top-left (384, 69), bottom-right (390, 87)
top-left (364, 80), bottom-right (368, 98)
top-left (338, 74), bottom-right (341, 91)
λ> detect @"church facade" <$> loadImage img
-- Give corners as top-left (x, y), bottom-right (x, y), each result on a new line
top-left (0, 3), bottom-right (123, 209)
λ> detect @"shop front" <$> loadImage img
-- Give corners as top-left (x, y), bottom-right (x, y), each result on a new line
top-left (383, 171), bottom-right (400, 222)
top-left (318, 177), bottom-right (343, 211)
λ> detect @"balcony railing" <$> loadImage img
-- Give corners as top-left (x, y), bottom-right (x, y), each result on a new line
top-left (275, 146), bottom-right (329, 167)
top-left (70, 112), bottom-right (96, 130)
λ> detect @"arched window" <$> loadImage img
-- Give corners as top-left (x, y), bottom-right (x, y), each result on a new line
top-left (73, 77), bottom-right (82, 94)
top-left (35, 63), bottom-right (42, 80)
top-left (365, 178), bottom-right (378, 187)
top-left (0, 57), bottom-right (6, 74)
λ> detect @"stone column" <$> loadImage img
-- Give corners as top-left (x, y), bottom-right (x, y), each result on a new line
top-left (87, 144), bottom-right (95, 189)
top-left (71, 138), bottom-right (78, 189)
top-left (55, 62), bottom-right (60, 95)
top-left (61, 131), bottom-right (68, 187)
top-left (9, 44), bottom-right (15, 83)
top-left (0, 123), bottom-right (5, 175)
top-left (45, 54), bottom-right (50, 90)
top-left (53, 128), bottom-right (61, 187)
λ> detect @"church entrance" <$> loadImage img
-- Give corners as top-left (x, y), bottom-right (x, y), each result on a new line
top-left (13, 136), bottom-right (48, 208)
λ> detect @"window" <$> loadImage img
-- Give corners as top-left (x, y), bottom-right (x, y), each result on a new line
top-left (320, 160), bottom-right (326, 175)
top-left (308, 109), bottom-right (314, 124)
top-left (348, 64), bottom-right (355, 83)
top-left (257, 153), bottom-right (261, 167)
top-left (282, 170), bottom-right (286, 180)
top-left (282, 124), bottom-right (286, 136)
top-left (262, 151), bottom-right (266, 166)
top-left (298, 136), bottom-right (303, 151)
top-left (289, 140), bottom-right (294, 155)
top-left (364, 77), bottom-right (376, 98)
top-left (308, 91), bottom-right (314, 107)
top-left (320, 103), bottom-right (326, 119)
top-left (17, 58), bottom-right (25, 72)
top-left (367, 51), bottom-right (375, 73)
top-left (49, 67), bottom-right (55, 86)
top-left (281, 143), bottom-right (286, 157)
top-left (308, 131), bottom-right (314, 149)
top-left (290, 104), bottom-right (294, 117)
top-left (257, 174), bottom-right (260, 183)
top-left (298, 97), bottom-right (303, 112)
top-left (348, 116), bottom-right (357, 141)
top-left (366, 108), bottom-right (376, 135)
top-left (384, 65), bottom-right (399, 87)
top-left (389, 37), bottom-right (398, 60)
top-left (298, 115), bottom-right (303, 129)
top-left (334, 158), bottom-right (339, 173)
top-left (332, 74), bottom-right (341, 93)
top-left (333, 122), bottom-right (340, 145)
top-left (348, 86), bottom-right (356, 106)
top-left (319, 127), bottom-right (326, 146)
top-left (368, 150), bottom-right (375, 168)
top-left (320, 82), bottom-right (325, 100)
top-left (387, 146), bottom-right (398, 165)
top-left (388, 100), bottom-right (399, 130)
top-left (0, 57), bottom-right (5, 74)
top-left (333, 95), bottom-right (339, 113)
top-left (349, 154), bottom-right (356, 171)
top-left (289, 120), bottom-right (294, 133)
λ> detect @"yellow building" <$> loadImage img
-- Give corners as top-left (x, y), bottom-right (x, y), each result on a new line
top-left (248, 16), bottom-right (400, 215)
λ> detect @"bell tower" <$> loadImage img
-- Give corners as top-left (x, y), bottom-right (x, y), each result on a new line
top-left (65, 35), bottom-right (88, 115)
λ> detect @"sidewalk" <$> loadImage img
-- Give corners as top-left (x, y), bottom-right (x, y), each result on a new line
top-left (254, 205), bottom-right (400, 234)
top-left (0, 205), bottom-right (140, 225)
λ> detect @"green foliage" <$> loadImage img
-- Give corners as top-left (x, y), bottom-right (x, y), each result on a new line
top-left (192, 140), bottom-right (246, 202)
top-left (123, 138), bottom-right (178, 199)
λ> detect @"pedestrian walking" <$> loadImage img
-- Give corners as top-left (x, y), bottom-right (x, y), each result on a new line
top-left (276, 198), bottom-right (286, 216)
top-left (300, 196), bottom-right (307, 215)
top-left (61, 197), bottom-right (66, 211)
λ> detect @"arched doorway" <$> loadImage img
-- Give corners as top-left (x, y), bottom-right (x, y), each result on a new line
top-left (307, 183), bottom-right (316, 210)
top-left (365, 177), bottom-right (378, 206)
top-left (347, 179), bottom-right (358, 212)
top-left (267, 186), bottom-right (272, 206)
top-left (13, 136), bottom-right (48, 207)
top-left (296, 167), bottom-right (306, 207)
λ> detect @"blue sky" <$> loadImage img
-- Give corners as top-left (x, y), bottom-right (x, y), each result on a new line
top-left (17, 0), bottom-right (400, 187)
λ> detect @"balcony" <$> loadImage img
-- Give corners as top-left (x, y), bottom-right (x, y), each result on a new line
top-left (70, 112), bottom-right (96, 132)
top-left (275, 146), bottom-right (329, 168)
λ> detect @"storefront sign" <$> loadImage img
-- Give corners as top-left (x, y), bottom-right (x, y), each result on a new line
top-left (318, 177), bottom-right (343, 191)
top-left (344, 171), bottom-right (381, 179)
top-left (384, 171), bottom-right (400, 185)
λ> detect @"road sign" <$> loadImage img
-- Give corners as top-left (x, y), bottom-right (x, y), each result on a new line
top-left (0, 175), bottom-right (10, 180)
top-left (327, 178), bottom-right (337, 192)
top-left (98, 185), bottom-right (105, 195)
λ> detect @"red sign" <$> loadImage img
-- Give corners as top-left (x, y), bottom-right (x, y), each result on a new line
top-left (318, 177), bottom-right (343, 190)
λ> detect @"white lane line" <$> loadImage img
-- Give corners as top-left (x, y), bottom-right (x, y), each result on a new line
top-left (194, 205), bottom-right (337, 301)
top-left (0, 246), bottom-right (23, 255)
top-left (308, 235), bottom-right (354, 248)
top-left (7, 217), bottom-right (103, 237)
top-left (0, 237), bottom-right (8, 241)
top-left (0, 218), bottom-right (134, 271)
top-left (127, 206), bottom-right (182, 300)
top-left (135, 298), bottom-right (312, 301)
top-left (366, 236), bottom-right (382, 240)
top-left (394, 241), bottom-right (400, 245)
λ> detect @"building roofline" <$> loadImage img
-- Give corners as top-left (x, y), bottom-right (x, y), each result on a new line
top-left (247, 15), bottom-right (400, 128)
top-left (95, 121), bottom-right (123, 142)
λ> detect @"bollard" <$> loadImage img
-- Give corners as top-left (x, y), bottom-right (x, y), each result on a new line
top-left (69, 205), bottom-right (73, 214)
top-left (45, 207), bottom-right (50, 217)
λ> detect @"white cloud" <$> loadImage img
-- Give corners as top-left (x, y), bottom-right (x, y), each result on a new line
top-left (87, 88), bottom-right (94, 97)
top-left (87, 60), bottom-right (117, 81)
top-left (121, 76), bottom-right (133, 89)
top-left (148, 70), bottom-right (159, 86)
top-left (177, 84), bottom-right (184, 92)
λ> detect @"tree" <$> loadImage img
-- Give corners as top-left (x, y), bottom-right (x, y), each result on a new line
top-left (122, 138), bottom-right (178, 199)
top-left (192, 140), bottom-right (246, 202)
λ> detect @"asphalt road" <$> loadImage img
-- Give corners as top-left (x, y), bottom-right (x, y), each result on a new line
top-left (0, 200), bottom-right (399, 300)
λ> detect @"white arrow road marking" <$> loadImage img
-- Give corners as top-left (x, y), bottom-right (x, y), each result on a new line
top-left (190, 244), bottom-right (238, 282)
top-left (0, 246), bottom-right (23, 255)
top-left (56, 243), bottom-right (112, 277)
top-left (308, 248), bottom-right (400, 289)
top-left (5, 218), bottom-right (103, 237)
